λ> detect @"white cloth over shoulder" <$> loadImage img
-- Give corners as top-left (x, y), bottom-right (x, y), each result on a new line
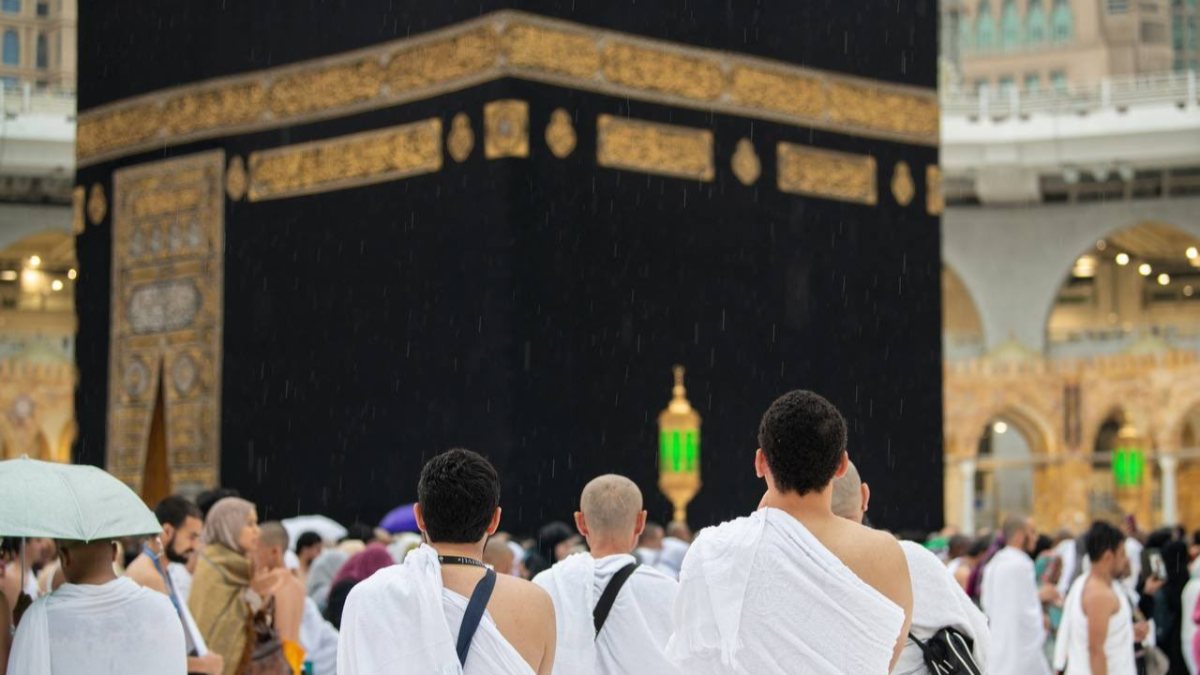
top-left (666, 507), bottom-right (905, 675)
top-left (894, 541), bottom-right (990, 675)
top-left (533, 552), bottom-right (679, 675)
top-left (299, 596), bottom-right (338, 675)
top-left (1054, 575), bottom-right (1136, 675)
top-left (981, 547), bottom-right (1052, 675)
top-left (6, 576), bottom-right (185, 675)
top-left (337, 544), bottom-right (534, 675)
top-left (1182, 565), bottom-right (1199, 675)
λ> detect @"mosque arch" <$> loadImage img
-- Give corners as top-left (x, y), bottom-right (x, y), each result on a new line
top-left (972, 406), bottom-right (1051, 528)
top-left (1026, 0), bottom-right (1049, 44)
top-left (942, 264), bottom-right (986, 358)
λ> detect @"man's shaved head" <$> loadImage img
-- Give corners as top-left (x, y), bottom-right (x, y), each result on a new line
top-left (831, 461), bottom-right (868, 524)
top-left (580, 474), bottom-right (643, 535)
top-left (259, 521), bottom-right (289, 550)
top-left (483, 537), bottom-right (515, 574)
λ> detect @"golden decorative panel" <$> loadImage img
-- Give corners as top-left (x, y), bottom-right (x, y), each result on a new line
top-left (447, 113), bottom-right (475, 162)
top-left (891, 161), bottom-right (915, 206)
top-left (776, 143), bottom-right (878, 205)
top-left (596, 114), bottom-right (714, 182)
top-left (926, 165), bottom-right (944, 215)
top-left (246, 118), bottom-right (443, 201)
top-left (731, 138), bottom-right (761, 186)
top-left (108, 150), bottom-right (225, 494)
top-left (600, 41), bottom-right (724, 101)
top-left (225, 155), bottom-right (247, 201)
top-left (87, 183), bottom-right (108, 225)
top-left (77, 11), bottom-right (937, 167)
top-left (71, 186), bottom-right (85, 233)
top-left (484, 100), bottom-right (530, 159)
top-left (545, 108), bottom-right (577, 158)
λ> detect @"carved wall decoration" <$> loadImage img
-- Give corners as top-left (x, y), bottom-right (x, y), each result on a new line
top-left (447, 113), bottom-right (475, 162)
top-left (108, 150), bottom-right (224, 494)
top-left (545, 108), bottom-right (576, 158)
top-left (926, 165), bottom-right (944, 216)
top-left (72, 186), bottom-right (86, 233)
top-left (225, 155), bottom-right (248, 201)
top-left (731, 138), bottom-right (761, 186)
top-left (776, 143), bottom-right (878, 205)
top-left (484, 100), bottom-right (530, 159)
top-left (246, 118), bottom-right (443, 201)
top-left (87, 183), bottom-right (108, 225)
top-left (891, 161), bottom-right (915, 207)
top-left (76, 11), bottom-right (938, 167)
top-left (596, 114), bottom-right (714, 181)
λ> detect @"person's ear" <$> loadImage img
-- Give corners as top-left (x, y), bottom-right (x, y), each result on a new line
top-left (413, 503), bottom-right (427, 535)
top-left (755, 449), bottom-right (767, 479)
top-left (161, 523), bottom-right (175, 542)
top-left (634, 510), bottom-right (647, 538)
top-left (861, 482), bottom-right (872, 516)
top-left (574, 511), bottom-right (588, 537)
top-left (486, 507), bottom-right (502, 536)
top-left (832, 451), bottom-right (850, 479)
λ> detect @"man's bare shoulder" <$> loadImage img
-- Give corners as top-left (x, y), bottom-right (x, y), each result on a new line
top-left (124, 555), bottom-right (167, 594)
top-left (824, 520), bottom-right (909, 600)
top-left (493, 573), bottom-right (553, 612)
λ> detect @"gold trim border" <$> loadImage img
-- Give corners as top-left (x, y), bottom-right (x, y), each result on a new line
top-left (246, 118), bottom-right (443, 201)
top-left (777, 143), bottom-right (878, 206)
top-left (77, 11), bottom-right (938, 167)
top-left (596, 115), bottom-right (714, 181)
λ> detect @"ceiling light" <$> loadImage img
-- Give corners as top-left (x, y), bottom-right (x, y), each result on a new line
top-left (28, 255), bottom-right (41, 268)
top-left (1138, 263), bottom-right (1152, 276)
top-left (1185, 285), bottom-right (1195, 297)
top-left (1115, 253), bottom-right (1130, 266)
top-left (1188, 246), bottom-right (1198, 260)
top-left (0, 270), bottom-right (16, 281)
top-left (67, 268), bottom-right (77, 280)
top-left (993, 421), bottom-right (1008, 434)
top-left (50, 279), bottom-right (63, 292)
top-left (1072, 255), bottom-right (1097, 278)
top-left (1157, 273), bottom-right (1170, 286)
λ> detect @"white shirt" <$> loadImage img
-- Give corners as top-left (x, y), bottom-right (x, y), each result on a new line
top-left (894, 541), bottom-right (990, 675)
top-left (981, 547), bottom-right (1052, 675)
top-left (299, 596), bottom-right (338, 675)
top-left (534, 552), bottom-right (679, 675)
top-left (1182, 563), bottom-right (1199, 675)
top-left (7, 576), bottom-right (186, 675)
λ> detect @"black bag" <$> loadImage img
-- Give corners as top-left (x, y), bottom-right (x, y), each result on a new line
top-left (909, 627), bottom-right (981, 675)
top-left (593, 562), bottom-right (639, 637)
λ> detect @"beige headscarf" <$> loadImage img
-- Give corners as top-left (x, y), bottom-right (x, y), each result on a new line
top-left (203, 497), bottom-right (255, 553)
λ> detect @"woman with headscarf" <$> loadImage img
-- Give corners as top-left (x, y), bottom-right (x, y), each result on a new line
top-left (322, 543), bottom-right (393, 629)
top-left (189, 497), bottom-right (303, 675)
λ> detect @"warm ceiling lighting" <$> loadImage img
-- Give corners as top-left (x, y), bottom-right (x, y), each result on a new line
top-left (1115, 253), bottom-right (1130, 266)
top-left (993, 421), bottom-right (1008, 434)
top-left (0, 270), bottom-right (16, 281)
top-left (1096, 240), bottom-right (1108, 251)
top-left (1157, 273), bottom-right (1170, 286)
top-left (1138, 263), bottom-right (1152, 276)
top-left (1188, 246), bottom-right (1198, 260)
top-left (28, 255), bottom-right (41, 268)
top-left (50, 279), bottom-right (63, 292)
top-left (1072, 255), bottom-right (1097, 278)
top-left (67, 268), bottom-right (77, 280)
top-left (1186, 285), bottom-right (1195, 297)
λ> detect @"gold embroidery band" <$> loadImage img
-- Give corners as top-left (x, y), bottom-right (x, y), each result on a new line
top-left (77, 11), bottom-right (938, 167)
top-left (246, 118), bottom-right (443, 201)
top-left (596, 115), bottom-right (714, 182)
top-left (776, 143), bottom-right (878, 206)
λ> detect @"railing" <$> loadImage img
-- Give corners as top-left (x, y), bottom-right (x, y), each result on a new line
top-left (0, 84), bottom-right (76, 117)
top-left (942, 70), bottom-right (1198, 118)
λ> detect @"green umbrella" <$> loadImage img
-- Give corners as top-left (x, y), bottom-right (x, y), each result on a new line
top-left (0, 456), bottom-right (160, 542)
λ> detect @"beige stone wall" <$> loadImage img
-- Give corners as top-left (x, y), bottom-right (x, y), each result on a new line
top-left (0, 357), bottom-right (74, 462)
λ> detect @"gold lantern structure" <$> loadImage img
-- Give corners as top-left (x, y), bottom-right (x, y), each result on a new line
top-left (658, 365), bottom-right (701, 525)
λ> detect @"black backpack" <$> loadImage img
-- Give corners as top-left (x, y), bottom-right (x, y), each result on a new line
top-left (909, 627), bottom-right (982, 675)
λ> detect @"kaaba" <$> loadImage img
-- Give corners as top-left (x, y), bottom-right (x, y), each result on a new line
top-left (73, 1), bottom-right (944, 533)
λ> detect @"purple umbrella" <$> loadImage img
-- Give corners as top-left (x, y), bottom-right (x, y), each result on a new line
top-left (379, 503), bottom-right (419, 533)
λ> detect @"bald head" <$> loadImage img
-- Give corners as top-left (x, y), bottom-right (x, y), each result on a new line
top-left (576, 474), bottom-right (647, 555)
top-left (831, 461), bottom-right (868, 524)
top-left (58, 539), bottom-right (118, 585)
top-left (259, 521), bottom-right (289, 549)
top-left (483, 537), bottom-right (515, 574)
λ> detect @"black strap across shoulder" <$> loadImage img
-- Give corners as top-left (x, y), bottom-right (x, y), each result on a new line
top-left (593, 562), bottom-right (639, 638)
top-left (456, 568), bottom-right (497, 667)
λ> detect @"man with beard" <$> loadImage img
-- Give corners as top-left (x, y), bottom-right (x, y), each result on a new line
top-left (125, 495), bottom-right (223, 675)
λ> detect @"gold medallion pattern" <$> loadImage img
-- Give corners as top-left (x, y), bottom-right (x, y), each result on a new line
top-left (87, 183), bottom-right (108, 225)
top-left (545, 108), bottom-right (576, 158)
top-left (246, 118), bottom-right (443, 201)
top-left (731, 138), bottom-right (761, 186)
top-left (926, 165), bottom-right (944, 215)
top-left (447, 113), bottom-right (475, 162)
top-left (225, 155), bottom-right (248, 201)
top-left (77, 11), bottom-right (938, 166)
top-left (776, 143), bottom-right (878, 205)
top-left (891, 161), bottom-right (915, 207)
top-left (484, 100), bottom-right (530, 159)
top-left (109, 150), bottom-right (225, 493)
top-left (72, 186), bottom-right (86, 233)
top-left (597, 115), bottom-right (714, 181)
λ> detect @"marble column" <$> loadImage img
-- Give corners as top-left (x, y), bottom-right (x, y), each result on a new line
top-left (959, 458), bottom-right (977, 535)
top-left (1158, 454), bottom-right (1179, 526)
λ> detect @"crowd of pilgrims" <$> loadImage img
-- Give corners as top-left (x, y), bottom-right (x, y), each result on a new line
top-left (0, 389), bottom-right (1198, 674)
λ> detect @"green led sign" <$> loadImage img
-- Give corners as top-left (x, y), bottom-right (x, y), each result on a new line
top-left (660, 429), bottom-right (699, 473)
top-left (1112, 447), bottom-right (1144, 488)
